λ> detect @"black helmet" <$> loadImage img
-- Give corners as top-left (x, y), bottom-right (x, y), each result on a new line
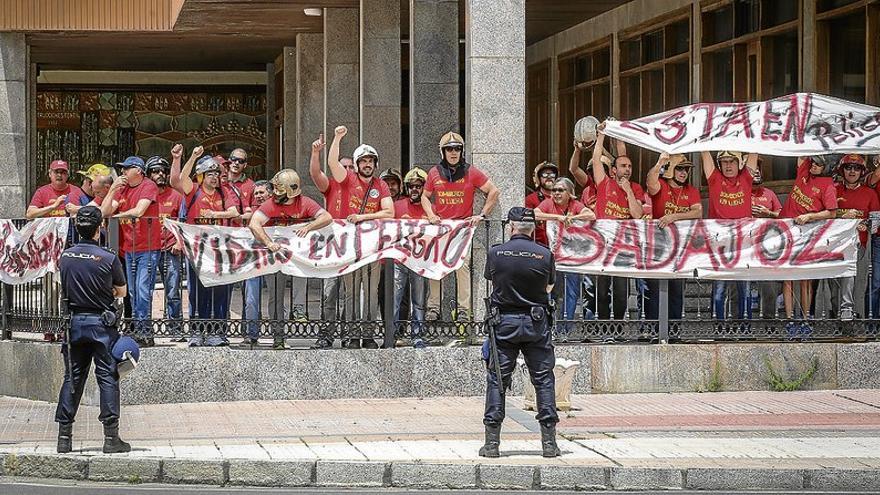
top-left (145, 156), bottom-right (170, 173)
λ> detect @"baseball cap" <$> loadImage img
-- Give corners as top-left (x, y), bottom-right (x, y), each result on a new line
top-left (77, 163), bottom-right (111, 180)
top-left (74, 205), bottom-right (103, 229)
top-left (116, 156), bottom-right (146, 172)
top-left (49, 160), bottom-right (69, 172)
top-left (507, 207), bottom-right (536, 223)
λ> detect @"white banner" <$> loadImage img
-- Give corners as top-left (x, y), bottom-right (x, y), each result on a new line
top-left (547, 219), bottom-right (859, 280)
top-left (0, 218), bottom-right (69, 285)
top-left (602, 93), bottom-right (880, 156)
top-left (165, 219), bottom-right (475, 287)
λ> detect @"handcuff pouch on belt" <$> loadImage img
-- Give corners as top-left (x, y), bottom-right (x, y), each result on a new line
top-left (101, 309), bottom-right (118, 328)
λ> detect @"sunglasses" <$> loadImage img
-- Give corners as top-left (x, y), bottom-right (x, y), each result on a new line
top-left (149, 169), bottom-right (168, 175)
top-left (540, 172), bottom-right (557, 178)
top-left (204, 171), bottom-right (220, 177)
top-left (674, 166), bottom-right (690, 172)
top-left (843, 164), bottom-right (865, 171)
top-left (229, 157), bottom-right (247, 163)
top-left (551, 188), bottom-right (568, 193)
top-left (408, 183), bottom-right (424, 189)
top-left (445, 146), bottom-right (463, 152)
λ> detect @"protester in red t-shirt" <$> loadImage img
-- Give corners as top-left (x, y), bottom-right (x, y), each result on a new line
top-left (700, 150), bottom-right (759, 321)
top-left (569, 136), bottom-right (623, 210)
top-left (525, 161), bottom-right (559, 247)
top-left (645, 153), bottom-right (703, 323)
top-left (589, 129), bottom-right (645, 323)
top-left (144, 155), bottom-right (185, 337)
top-left (226, 148), bottom-right (255, 215)
top-left (170, 145), bottom-right (241, 347)
top-left (831, 155), bottom-right (879, 320)
top-left (750, 167), bottom-right (782, 219)
top-left (776, 156), bottom-right (838, 327)
top-left (747, 164), bottom-right (784, 317)
top-left (534, 177), bottom-right (594, 336)
top-left (392, 168), bottom-right (431, 348)
top-left (27, 160), bottom-right (83, 219)
top-left (421, 131), bottom-right (500, 327)
top-left (98, 156), bottom-right (160, 346)
top-left (326, 125), bottom-right (394, 349)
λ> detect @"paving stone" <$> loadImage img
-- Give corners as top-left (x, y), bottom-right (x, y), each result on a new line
top-left (610, 467), bottom-right (683, 490)
top-left (316, 460), bottom-right (388, 487)
top-left (227, 460), bottom-right (314, 487)
top-left (540, 465), bottom-right (607, 490)
top-left (162, 459), bottom-right (225, 485)
top-left (6, 453), bottom-right (88, 480)
top-left (391, 462), bottom-right (477, 488)
top-left (88, 457), bottom-right (161, 483)
top-left (479, 464), bottom-right (537, 490)
top-left (810, 468), bottom-right (880, 491)
top-left (687, 467), bottom-right (804, 490)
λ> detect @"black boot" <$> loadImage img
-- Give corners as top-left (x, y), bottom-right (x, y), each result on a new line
top-left (57, 423), bottom-right (72, 454)
top-left (478, 424), bottom-right (501, 458)
top-left (541, 423), bottom-right (561, 458)
top-left (102, 423), bottom-right (131, 454)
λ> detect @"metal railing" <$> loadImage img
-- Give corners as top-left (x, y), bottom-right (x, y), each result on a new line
top-left (1, 216), bottom-right (877, 346)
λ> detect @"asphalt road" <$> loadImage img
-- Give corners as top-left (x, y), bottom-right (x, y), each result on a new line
top-left (0, 480), bottom-right (873, 495)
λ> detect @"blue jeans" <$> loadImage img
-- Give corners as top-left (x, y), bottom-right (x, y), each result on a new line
top-left (187, 262), bottom-right (231, 328)
top-left (157, 251), bottom-right (182, 332)
top-left (556, 272), bottom-right (582, 333)
top-left (244, 277), bottom-right (263, 339)
top-left (644, 279), bottom-right (684, 320)
top-left (393, 264), bottom-right (428, 338)
top-left (869, 235), bottom-right (880, 318)
top-left (712, 281), bottom-right (751, 319)
top-left (124, 250), bottom-right (159, 337)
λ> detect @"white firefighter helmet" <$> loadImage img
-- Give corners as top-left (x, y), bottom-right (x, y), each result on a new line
top-left (194, 156), bottom-right (220, 175)
top-left (270, 168), bottom-right (302, 199)
top-left (353, 144), bottom-right (379, 165)
top-left (573, 116), bottom-right (600, 148)
top-left (438, 131), bottom-right (465, 149)
top-left (404, 167), bottom-right (428, 185)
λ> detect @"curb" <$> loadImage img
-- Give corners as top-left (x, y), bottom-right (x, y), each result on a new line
top-left (2, 453), bottom-right (880, 491)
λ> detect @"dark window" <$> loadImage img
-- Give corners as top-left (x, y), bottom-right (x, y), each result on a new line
top-left (828, 13), bottom-right (867, 102)
top-left (818, 0), bottom-right (861, 13)
top-left (763, 30), bottom-right (798, 98)
top-left (734, 0), bottom-right (761, 37)
top-left (761, 0), bottom-right (798, 28)
top-left (703, 4), bottom-right (733, 45)
top-left (621, 39), bottom-right (641, 71)
top-left (642, 30), bottom-right (664, 64)
top-left (665, 19), bottom-right (690, 57)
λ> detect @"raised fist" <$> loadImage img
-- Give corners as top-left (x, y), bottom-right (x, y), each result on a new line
top-left (192, 146), bottom-right (204, 158)
top-left (171, 144), bottom-right (183, 159)
top-left (334, 126), bottom-right (347, 137)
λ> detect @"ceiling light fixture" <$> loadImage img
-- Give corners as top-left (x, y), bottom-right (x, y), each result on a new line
top-left (303, 8), bottom-right (322, 16)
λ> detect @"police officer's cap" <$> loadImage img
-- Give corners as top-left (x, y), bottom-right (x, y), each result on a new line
top-left (507, 207), bottom-right (535, 223)
top-left (75, 205), bottom-right (103, 229)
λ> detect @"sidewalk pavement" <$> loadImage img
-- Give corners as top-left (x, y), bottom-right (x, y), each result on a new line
top-left (2, 390), bottom-right (880, 491)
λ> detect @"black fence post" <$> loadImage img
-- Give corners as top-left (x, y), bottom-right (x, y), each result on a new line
top-left (658, 279), bottom-right (670, 343)
top-left (1, 282), bottom-right (10, 340)
top-left (383, 261), bottom-right (395, 349)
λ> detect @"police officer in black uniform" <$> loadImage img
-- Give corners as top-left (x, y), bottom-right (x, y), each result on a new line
top-left (481, 207), bottom-right (560, 458)
top-left (55, 206), bottom-right (132, 454)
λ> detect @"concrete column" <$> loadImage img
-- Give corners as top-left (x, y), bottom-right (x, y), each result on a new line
top-left (465, 0), bottom-right (525, 218)
top-left (548, 51), bottom-right (560, 166)
top-left (691, 0), bottom-right (704, 189)
top-left (265, 62), bottom-right (277, 176)
top-left (324, 8), bottom-right (360, 159)
top-left (409, 0), bottom-right (459, 169)
top-left (465, 0), bottom-right (525, 319)
top-left (281, 46), bottom-right (296, 172)
top-left (360, 0), bottom-right (401, 170)
top-left (295, 34), bottom-right (324, 201)
top-left (0, 33), bottom-right (27, 217)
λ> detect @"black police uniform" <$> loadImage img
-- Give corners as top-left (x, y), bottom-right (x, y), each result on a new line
top-left (483, 220), bottom-right (558, 429)
top-left (55, 237), bottom-right (126, 428)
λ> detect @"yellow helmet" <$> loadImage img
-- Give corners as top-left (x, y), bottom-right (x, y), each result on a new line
top-left (438, 132), bottom-right (464, 149)
top-left (661, 154), bottom-right (694, 179)
top-left (532, 161), bottom-right (559, 188)
top-left (404, 167), bottom-right (428, 185)
top-left (270, 169), bottom-right (302, 199)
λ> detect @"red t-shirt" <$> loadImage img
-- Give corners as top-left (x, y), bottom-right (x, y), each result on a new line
top-left (116, 179), bottom-right (161, 253)
top-left (185, 186), bottom-right (239, 225)
top-left (594, 177), bottom-right (645, 220)
top-left (650, 180), bottom-right (701, 218)
top-left (424, 165), bottom-right (490, 219)
top-left (395, 198), bottom-right (427, 219)
top-left (752, 186), bottom-right (782, 213)
top-left (228, 177), bottom-right (255, 211)
top-left (580, 177), bottom-right (598, 208)
top-left (257, 195), bottom-right (325, 227)
top-left (340, 170), bottom-right (391, 216)
top-left (707, 168), bottom-right (753, 219)
top-left (536, 197), bottom-right (587, 217)
top-left (525, 190), bottom-right (550, 246)
top-left (780, 160), bottom-right (837, 219)
top-left (156, 187), bottom-right (184, 251)
top-left (323, 179), bottom-right (347, 219)
top-left (29, 184), bottom-right (83, 217)
top-left (836, 184), bottom-right (880, 246)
